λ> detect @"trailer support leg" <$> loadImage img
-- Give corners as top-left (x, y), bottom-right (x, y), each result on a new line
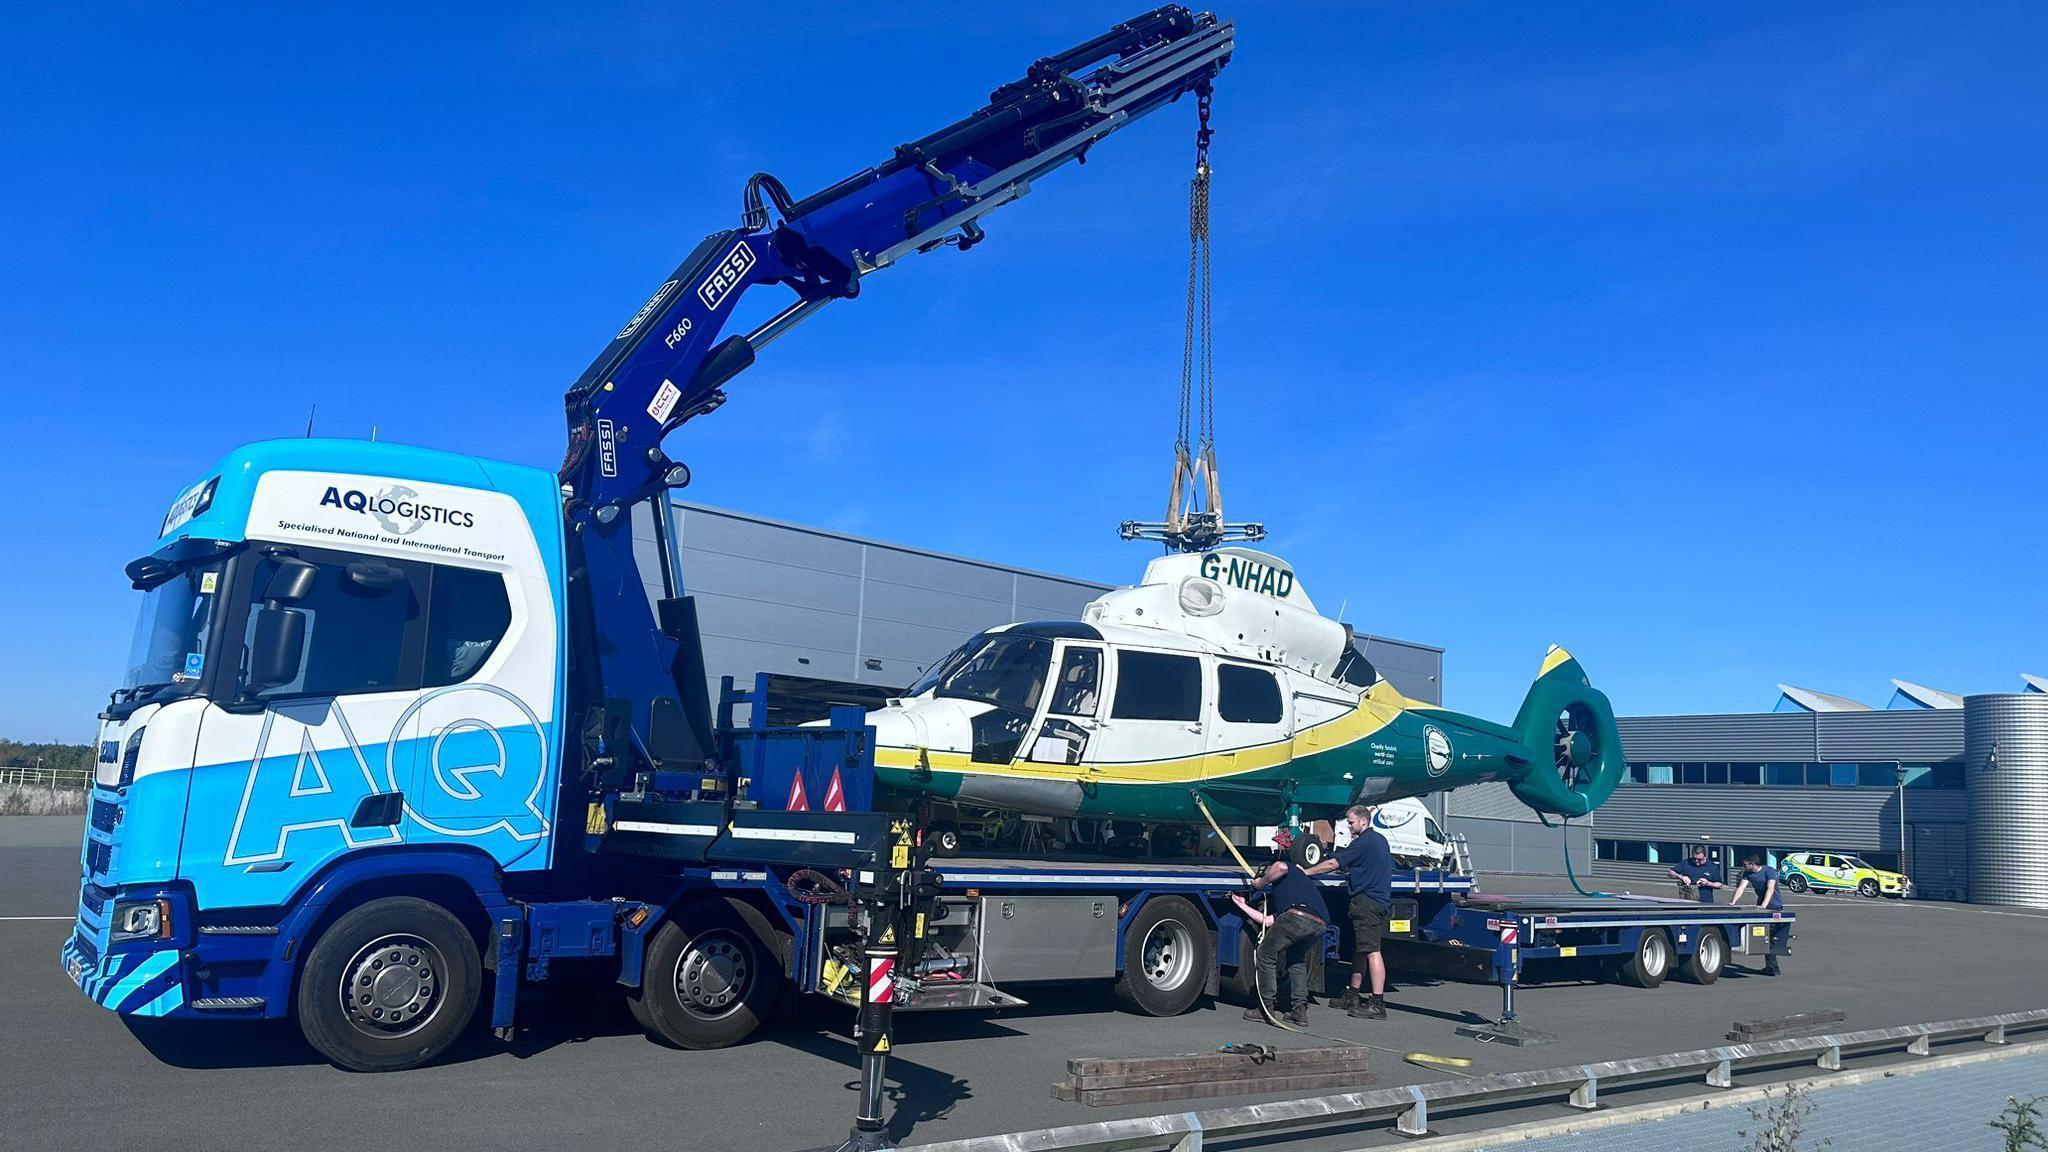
top-left (1454, 937), bottom-right (1557, 1047)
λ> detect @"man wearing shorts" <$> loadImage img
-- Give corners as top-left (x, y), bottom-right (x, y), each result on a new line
top-left (1308, 803), bottom-right (1391, 1019)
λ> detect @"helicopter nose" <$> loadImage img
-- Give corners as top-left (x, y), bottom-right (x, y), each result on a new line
top-left (870, 706), bottom-right (929, 749)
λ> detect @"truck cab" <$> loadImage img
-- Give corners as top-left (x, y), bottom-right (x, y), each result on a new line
top-left (68, 438), bottom-right (565, 1053)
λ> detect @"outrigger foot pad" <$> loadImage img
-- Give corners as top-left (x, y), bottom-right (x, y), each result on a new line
top-left (825, 1128), bottom-right (895, 1152)
top-left (1455, 1018), bottom-right (1559, 1047)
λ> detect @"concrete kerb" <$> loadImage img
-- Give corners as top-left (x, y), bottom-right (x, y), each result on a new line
top-left (1377, 1037), bottom-right (2048, 1152)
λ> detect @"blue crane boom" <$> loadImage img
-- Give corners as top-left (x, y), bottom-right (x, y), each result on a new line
top-left (556, 6), bottom-right (1234, 784)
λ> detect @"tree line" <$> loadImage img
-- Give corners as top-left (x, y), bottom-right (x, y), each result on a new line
top-left (0, 739), bottom-right (96, 773)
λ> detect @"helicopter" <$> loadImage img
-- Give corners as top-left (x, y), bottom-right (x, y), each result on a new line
top-left (863, 547), bottom-right (1625, 863)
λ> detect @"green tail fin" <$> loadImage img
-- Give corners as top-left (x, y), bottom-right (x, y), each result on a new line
top-left (1507, 646), bottom-right (1624, 817)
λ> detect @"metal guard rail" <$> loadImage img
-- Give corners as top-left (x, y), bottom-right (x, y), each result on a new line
top-left (896, 1007), bottom-right (2048, 1152)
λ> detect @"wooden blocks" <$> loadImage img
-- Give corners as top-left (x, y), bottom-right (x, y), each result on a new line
top-left (1052, 1045), bottom-right (1374, 1107)
top-left (1726, 1009), bottom-right (1846, 1043)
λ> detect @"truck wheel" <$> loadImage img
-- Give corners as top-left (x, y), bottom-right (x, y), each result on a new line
top-left (1785, 873), bottom-right (1809, 894)
top-left (930, 823), bottom-right (963, 858)
top-left (1113, 897), bottom-right (1213, 1017)
top-left (296, 896), bottom-right (481, 1072)
top-left (1220, 921), bottom-right (1260, 1004)
top-left (1678, 929), bottom-right (1725, 985)
top-left (1617, 928), bottom-right (1671, 989)
top-left (1857, 878), bottom-right (1880, 898)
top-left (631, 907), bottom-right (778, 1049)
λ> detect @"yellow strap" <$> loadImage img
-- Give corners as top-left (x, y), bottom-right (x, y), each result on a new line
top-left (1193, 792), bottom-right (1258, 879)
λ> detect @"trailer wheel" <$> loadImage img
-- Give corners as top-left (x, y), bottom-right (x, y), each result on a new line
top-left (1678, 929), bottom-right (1725, 985)
top-left (1617, 927), bottom-right (1671, 989)
top-left (296, 896), bottom-right (481, 1072)
top-left (929, 822), bottom-right (963, 858)
top-left (1857, 878), bottom-right (1880, 899)
top-left (1784, 873), bottom-right (1809, 894)
top-left (1113, 897), bottom-right (1212, 1017)
top-left (631, 907), bottom-right (778, 1050)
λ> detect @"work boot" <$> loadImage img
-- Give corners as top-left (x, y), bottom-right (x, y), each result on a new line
top-left (1243, 1002), bottom-right (1279, 1023)
top-left (1333, 988), bottom-right (1360, 1012)
top-left (1763, 960), bottom-right (1781, 977)
top-left (1284, 1004), bottom-right (1311, 1027)
top-left (1352, 993), bottom-right (1387, 1020)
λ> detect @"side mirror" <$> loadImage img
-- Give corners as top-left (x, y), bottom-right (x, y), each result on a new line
top-left (248, 605), bottom-right (307, 690)
top-left (264, 558), bottom-right (319, 604)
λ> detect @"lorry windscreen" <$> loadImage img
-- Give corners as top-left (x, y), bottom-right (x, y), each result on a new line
top-left (120, 562), bottom-right (222, 698)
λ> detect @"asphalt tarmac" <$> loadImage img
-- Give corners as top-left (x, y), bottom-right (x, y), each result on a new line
top-left (5, 815), bottom-right (2043, 1152)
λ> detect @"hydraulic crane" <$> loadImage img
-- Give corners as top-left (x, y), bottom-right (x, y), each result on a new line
top-left (557, 6), bottom-right (1235, 793)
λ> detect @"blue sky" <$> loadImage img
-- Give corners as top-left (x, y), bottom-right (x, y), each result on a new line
top-left (3, 2), bottom-right (2043, 742)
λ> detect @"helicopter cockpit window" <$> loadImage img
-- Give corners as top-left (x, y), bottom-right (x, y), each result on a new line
top-left (928, 632), bottom-right (1053, 715)
top-left (1048, 647), bottom-right (1102, 716)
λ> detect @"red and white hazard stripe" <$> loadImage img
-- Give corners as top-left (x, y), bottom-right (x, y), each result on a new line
top-left (868, 956), bottom-right (895, 1004)
top-left (823, 768), bottom-right (846, 813)
top-left (1499, 923), bottom-right (1520, 946)
top-left (786, 773), bottom-right (809, 812)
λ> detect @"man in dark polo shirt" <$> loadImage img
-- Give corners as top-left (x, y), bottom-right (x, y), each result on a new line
top-left (1229, 853), bottom-right (1326, 1027)
top-left (1727, 854), bottom-right (1788, 976)
top-left (1307, 803), bottom-right (1391, 1019)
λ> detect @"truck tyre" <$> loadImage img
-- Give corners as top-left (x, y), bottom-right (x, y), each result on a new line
top-left (1113, 896), bottom-right (1213, 1017)
top-left (1677, 929), bottom-right (1725, 985)
top-left (930, 822), bottom-right (963, 858)
top-left (1617, 927), bottom-right (1671, 989)
top-left (1857, 878), bottom-right (1880, 899)
top-left (1220, 920), bottom-right (1260, 1004)
top-left (631, 907), bottom-right (778, 1049)
top-left (1785, 873), bottom-right (1809, 894)
top-left (296, 896), bottom-right (481, 1073)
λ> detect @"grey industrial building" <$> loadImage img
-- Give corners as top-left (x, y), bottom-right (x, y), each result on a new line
top-left (662, 500), bottom-right (1444, 716)
top-left (659, 499), bottom-right (2046, 908)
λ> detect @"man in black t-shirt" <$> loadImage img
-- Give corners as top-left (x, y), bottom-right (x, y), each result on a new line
top-left (1230, 854), bottom-right (1326, 1026)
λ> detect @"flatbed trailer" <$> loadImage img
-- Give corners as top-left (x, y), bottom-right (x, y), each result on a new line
top-left (748, 853), bottom-right (1793, 1022)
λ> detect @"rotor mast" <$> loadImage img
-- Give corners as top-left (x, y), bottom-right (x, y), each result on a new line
top-left (1119, 87), bottom-right (1264, 554)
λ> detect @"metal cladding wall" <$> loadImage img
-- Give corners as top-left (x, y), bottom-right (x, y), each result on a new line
top-left (1454, 814), bottom-right (1593, 877)
top-left (1616, 710), bottom-right (1964, 762)
top-left (652, 501), bottom-right (1446, 707)
top-left (1448, 708), bottom-right (1973, 893)
top-left (1592, 785), bottom-right (1967, 852)
top-left (1965, 693), bottom-right (2048, 908)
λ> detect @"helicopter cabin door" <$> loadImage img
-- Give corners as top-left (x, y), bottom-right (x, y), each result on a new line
top-left (1021, 641), bottom-right (1105, 767)
top-left (1206, 660), bottom-right (1291, 785)
top-left (1079, 646), bottom-right (1209, 781)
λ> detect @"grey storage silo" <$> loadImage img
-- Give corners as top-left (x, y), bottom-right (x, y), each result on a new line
top-left (1964, 693), bottom-right (2048, 908)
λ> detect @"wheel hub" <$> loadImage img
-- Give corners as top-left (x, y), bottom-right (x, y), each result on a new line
top-left (342, 935), bottom-right (441, 1036)
top-left (1142, 921), bottom-right (1192, 990)
top-left (676, 936), bottom-right (749, 1016)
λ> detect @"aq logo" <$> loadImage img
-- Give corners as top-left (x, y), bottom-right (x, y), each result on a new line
top-left (224, 684), bottom-right (551, 865)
